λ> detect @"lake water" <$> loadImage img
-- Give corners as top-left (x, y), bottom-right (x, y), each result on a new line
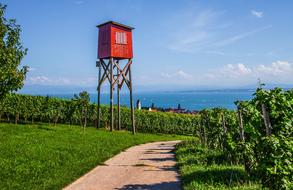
top-left (52, 89), bottom-right (255, 111)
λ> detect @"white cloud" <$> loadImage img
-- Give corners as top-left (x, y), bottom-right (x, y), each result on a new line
top-left (161, 73), bottom-right (172, 78)
top-left (26, 75), bottom-right (97, 86)
top-left (28, 76), bottom-right (71, 85)
top-left (166, 8), bottom-right (270, 53)
top-left (207, 61), bottom-right (293, 85)
top-left (27, 67), bottom-right (36, 72)
top-left (29, 62), bottom-right (292, 88)
top-left (167, 10), bottom-right (224, 52)
top-left (251, 10), bottom-right (263, 18)
top-left (177, 70), bottom-right (193, 80)
top-left (138, 61), bottom-right (293, 87)
top-left (221, 63), bottom-right (252, 78)
top-left (161, 70), bottom-right (193, 80)
top-left (254, 61), bottom-right (293, 75)
top-left (212, 25), bottom-right (272, 47)
top-left (29, 76), bottom-right (50, 83)
top-left (204, 73), bottom-right (216, 79)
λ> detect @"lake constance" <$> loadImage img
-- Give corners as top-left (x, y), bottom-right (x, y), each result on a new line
top-left (52, 89), bottom-right (255, 110)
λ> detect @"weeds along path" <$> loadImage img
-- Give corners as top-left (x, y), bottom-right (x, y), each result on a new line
top-left (64, 141), bottom-right (181, 190)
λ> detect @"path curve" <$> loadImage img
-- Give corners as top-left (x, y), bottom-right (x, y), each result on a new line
top-left (64, 140), bottom-right (181, 190)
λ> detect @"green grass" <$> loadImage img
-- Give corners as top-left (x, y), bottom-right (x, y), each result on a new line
top-left (0, 123), bottom-right (189, 190)
top-left (176, 140), bottom-right (264, 190)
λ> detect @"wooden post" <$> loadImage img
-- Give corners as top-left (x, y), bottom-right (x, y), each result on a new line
top-left (221, 113), bottom-right (227, 134)
top-left (203, 121), bottom-right (207, 147)
top-left (129, 60), bottom-right (135, 134)
top-left (261, 103), bottom-right (272, 136)
top-left (97, 59), bottom-right (102, 128)
top-left (110, 58), bottom-right (114, 132)
top-left (117, 62), bottom-right (121, 131)
top-left (237, 108), bottom-right (245, 141)
top-left (237, 106), bottom-right (252, 174)
top-left (221, 113), bottom-right (227, 150)
top-left (200, 115), bottom-right (207, 147)
top-left (203, 114), bottom-right (211, 146)
top-left (198, 121), bottom-right (203, 144)
top-left (83, 106), bottom-right (87, 132)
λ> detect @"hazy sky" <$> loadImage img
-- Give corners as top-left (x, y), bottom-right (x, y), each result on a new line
top-left (2, 0), bottom-right (293, 92)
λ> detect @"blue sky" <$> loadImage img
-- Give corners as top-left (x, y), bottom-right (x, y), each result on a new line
top-left (2, 0), bottom-right (293, 92)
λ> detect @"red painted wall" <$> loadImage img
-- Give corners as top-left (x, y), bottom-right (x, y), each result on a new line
top-left (98, 24), bottom-right (111, 59)
top-left (98, 23), bottom-right (133, 59)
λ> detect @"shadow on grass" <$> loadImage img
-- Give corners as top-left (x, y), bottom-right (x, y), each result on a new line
top-left (116, 181), bottom-right (181, 190)
top-left (183, 167), bottom-right (255, 187)
top-left (206, 153), bottom-right (231, 165)
top-left (37, 126), bottom-right (57, 131)
top-left (177, 150), bottom-right (231, 167)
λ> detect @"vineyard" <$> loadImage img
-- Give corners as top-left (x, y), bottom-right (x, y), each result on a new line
top-left (178, 87), bottom-right (293, 190)
top-left (0, 87), bottom-right (292, 189)
top-left (0, 93), bottom-right (198, 135)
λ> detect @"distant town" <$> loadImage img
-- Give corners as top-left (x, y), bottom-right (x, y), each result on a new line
top-left (136, 100), bottom-right (199, 114)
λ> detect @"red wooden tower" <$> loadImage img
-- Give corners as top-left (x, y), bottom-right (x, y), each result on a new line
top-left (96, 21), bottom-right (135, 134)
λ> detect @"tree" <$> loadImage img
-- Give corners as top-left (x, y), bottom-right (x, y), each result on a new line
top-left (73, 91), bottom-right (90, 131)
top-left (0, 4), bottom-right (28, 99)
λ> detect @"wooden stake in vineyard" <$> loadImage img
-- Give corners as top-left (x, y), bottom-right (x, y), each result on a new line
top-left (261, 103), bottom-right (272, 136)
top-left (257, 79), bottom-right (272, 136)
top-left (96, 21), bottom-right (136, 134)
top-left (237, 105), bottom-right (252, 174)
top-left (237, 107), bottom-right (245, 141)
top-left (221, 113), bottom-right (227, 134)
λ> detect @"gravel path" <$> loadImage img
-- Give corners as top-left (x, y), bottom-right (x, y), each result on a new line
top-left (63, 140), bottom-right (181, 190)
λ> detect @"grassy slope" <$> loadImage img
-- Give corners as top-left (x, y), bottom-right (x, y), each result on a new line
top-left (0, 123), bottom-right (188, 190)
top-left (176, 140), bottom-right (264, 190)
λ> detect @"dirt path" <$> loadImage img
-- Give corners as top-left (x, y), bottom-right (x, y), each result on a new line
top-left (64, 140), bottom-right (181, 190)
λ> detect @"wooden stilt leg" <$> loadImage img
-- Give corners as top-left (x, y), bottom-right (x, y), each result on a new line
top-left (128, 60), bottom-right (135, 134)
top-left (97, 58), bottom-right (135, 134)
top-left (97, 59), bottom-right (102, 129)
top-left (117, 65), bottom-right (121, 131)
top-left (110, 58), bottom-right (114, 132)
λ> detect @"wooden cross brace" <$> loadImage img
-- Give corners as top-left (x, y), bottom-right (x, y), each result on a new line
top-left (97, 58), bottom-right (132, 90)
top-left (113, 59), bottom-right (132, 90)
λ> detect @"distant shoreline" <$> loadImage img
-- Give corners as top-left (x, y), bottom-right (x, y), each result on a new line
top-left (18, 89), bottom-right (257, 111)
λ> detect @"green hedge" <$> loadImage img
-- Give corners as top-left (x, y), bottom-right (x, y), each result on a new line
top-left (0, 93), bottom-right (198, 135)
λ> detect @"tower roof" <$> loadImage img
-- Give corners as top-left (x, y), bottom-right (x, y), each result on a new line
top-left (96, 21), bottom-right (134, 30)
